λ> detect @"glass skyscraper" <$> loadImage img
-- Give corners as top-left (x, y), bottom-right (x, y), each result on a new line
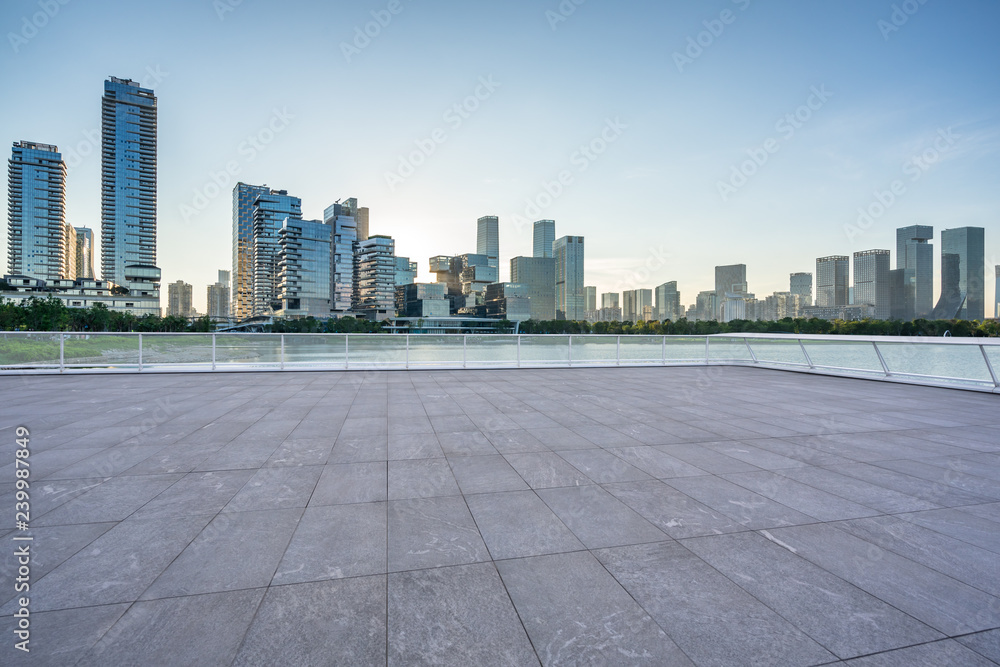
top-left (101, 77), bottom-right (157, 288)
top-left (533, 220), bottom-right (555, 259)
top-left (510, 256), bottom-right (555, 321)
top-left (477, 216), bottom-right (499, 269)
top-left (354, 235), bottom-right (396, 319)
top-left (896, 225), bottom-right (934, 318)
top-left (655, 281), bottom-right (681, 321)
top-left (324, 200), bottom-right (359, 314)
top-left (816, 256), bottom-right (849, 307)
top-left (941, 226), bottom-right (985, 320)
top-left (7, 141), bottom-right (69, 282)
top-left (790, 272), bottom-right (812, 306)
top-left (554, 235), bottom-right (585, 320)
top-left (853, 250), bottom-right (890, 319)
top-left (232, 183), bottom-right (270, 319)
top-left (715, 264), bottom-right (748, 319)
top-left (75, 227), bottom-right (94, 280)
top-left (249, 187), bottom-right (302, 317)
top-left (276, 219), bottom-right (332, 318)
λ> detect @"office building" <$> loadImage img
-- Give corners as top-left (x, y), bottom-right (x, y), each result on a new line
top-left (323, 200), bottom-right (358, 314)
top-left (853, 250), bottom-right (890, 319)
top-left (655, 281), bottom-right (681, 321)
top-left (554, 236), bottom-right (584, 320)
top-left (274, 219), bottom-right (332, 319)
top-left (2, 274), bottom-right (159, 316)
top-left (338, 198), bottom-right (368, 241)
top-left (252, 189), bottom-right (304, 316)
top-left (232, 183), bottom-right (269, 319)
top-left (207, 281), bottom-right (230, 319)
top-left (622, 289), bottom-right (652, 323)
top-left (477, 215), bottom-right (499, 269)
top-left (888, 269), bottom-right (908, 320)
top-left (7, 141), bottom-right (71, 282)
top-left (218, 269), bottom-right (230, 286)
top-left (598, 292), bottom-right (621, 322)
top-left (485, 283), bottom-right (532, 321)
top-left (394, 257), bottom-right (417, 286)
top-left (760, 292), bottom-right (806, 321)
top-left (715, 264), bottom-right (747, 319)
top-left (693, 291), bottom-right (718, 322)
top-left (790, 272), bottom-right (812, 306)
top-left (932, 253), bottom-right (964, 320)
top-left (395, 283), bottom-right (449, 318)
top-left (583, 286), bottom-right (597, 321)
top-left (354, 235), bottom-right (396, 319)
top-left (941, 227), bottom-right (985, 320)
top-left (167, 281), bottom-right (193, 317)
top-left (802, 304), bottom-right (876, 321)
top-left (101, 77), bottom-right (157, 289)
top-left (510, 256), bottom-right (555, 321)
top-left (816, 256), bottom-right (849, 307)
top-left (897, 225), bottom-right (934, 318)
top-left (73, 228), bottom-right (94, 280)
top-left (533, 220), bottom-right (555, 258)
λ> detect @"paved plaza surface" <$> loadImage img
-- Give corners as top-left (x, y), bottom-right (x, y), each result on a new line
top-left (1, 366), bottom-right (999, 666)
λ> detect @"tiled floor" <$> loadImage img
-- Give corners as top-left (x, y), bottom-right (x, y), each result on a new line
top-left (1, 366), bottom-right (999, 666)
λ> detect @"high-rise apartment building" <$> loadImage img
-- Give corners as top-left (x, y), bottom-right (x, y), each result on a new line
top-left (533, 220), bottom-right (555, 258)
top-left (790, 272), bottom-right (812, 306)
top-left (354, 235), bottom-right (396, 319)
top-left (275, 219), bottom-right (332, 319)
top-left (510, 256), bottom-right (555, 321)
top-left (232, 183), bottom-right (270, 319)
top-left (655, 281), bottom-right (681, 321)
top-left (7, 141), bottom-right (70, 282)
top-left (816, 256), bottom-right (849, 307)
top-left (252, 190), bottom-right (304, 316)
top-left (342, 198), bottom-right (369, 241)
top-left (897, 225), bottom-right (934, 318)
top-left (941, 227), bottom-right (985, 320)
top-left (218, 269), bottom-right (230, 286)
top-left (167, 281), bottom-right (193, 317)
top-left (477, 215), bottom-right (499, 269)
top-left (853, 250), bottom-right (890, 319)
top-left (207, 281), bottom-right (230, 319)
top-left (622, 289), bottom-right (652, 323)
top-left (598, 292), bottom-right (621, 322)
top-left (101, 77), bottom-right (157, 288)
top-left (75, 228), bottom-right (94, 280)
top-left (554, 236), bottom-right (585, 320)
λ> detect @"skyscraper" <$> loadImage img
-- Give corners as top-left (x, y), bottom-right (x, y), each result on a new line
top-left (584, 286), bottom-right (597, 313)
top-left (995, 266), bottom-right (1000, 319)
top-left (790, 272), bottom-right (812, 306)
top-left (897, 225), bottom-right (934, 318)
top-left (242, 187), bottom-right (301, 317)
top-left (232, 183), bottom-right (269, 319)
top-left (324, 200), bottom-right (358, 314)
top-left (622, 289), bottom-right (652, 323)
top-left (941, 227), bottom-right (985, 320)
top-left (816, 256), bottom-right (849, 307)
top-left (655, 281), bottom-right (681, 321)
top-left (207, 281), bottom-right (230, 319)
top-left (477, 215), bottom-right (499, 269)
top-left (511, 256), bottom-right (555, 320)
top-left (276, 219), bottom-right (332, 319)
top-left (554, 236), bottom-right (584, 320)
top-left (715, 264), bottom-right (747, 319)
top-left (853, 250), bottom-right (890, 319)
top-left (932, 253), bottom-right (964, 319)
top-left (533, 220), bottom-right (555, 258)
top-left (101, 77), bottom-right (157, 288)
top-left (7, 141), bottom-right (69, 282)
top-left (75, 228), bottom-right (94, 280)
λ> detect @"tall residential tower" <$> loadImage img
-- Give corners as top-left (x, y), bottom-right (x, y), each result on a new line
top-left (7, 141), bottom-right (70, 282)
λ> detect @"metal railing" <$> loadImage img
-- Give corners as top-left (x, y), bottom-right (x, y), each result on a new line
top-left (1, 332), bottom-right (998, 393)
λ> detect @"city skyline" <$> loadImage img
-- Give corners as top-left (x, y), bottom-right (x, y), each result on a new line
top-left (1, 0), bottom-right (998, 313)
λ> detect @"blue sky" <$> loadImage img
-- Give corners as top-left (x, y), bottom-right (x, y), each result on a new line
top-left (2, 0), bottom-right (998, 314)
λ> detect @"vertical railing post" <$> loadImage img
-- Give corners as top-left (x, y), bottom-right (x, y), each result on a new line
top-left (406, 333), bottom-right (410, 369)
top-left (616, 336), bottom-right (621, 366)
top-left (980, 345), bottom-right (999, 389)
top-left (345, 334), bottom-right (349, 370)
top-left (568, 335), bottom-right (573, 366)
top-left (59, 333), bottom-right (65, 373)
top-left (662, 336), bottom-right (666, 366)
top-left (873, 341), bottom-right (890, 377)
top-left (212, 334), bottom-right (217, 371)
top-left (744, 337), bottom-right (758, 364)
top-left (517, 335), bottom-right (521, 368)
top-left (704, 336), bottom-right (710, 365)
top-left (463, 334), bottom-right (467, 368)
top-left (138, 333), bottom-right (143, 372)
top-left (280, 334), bottom-right (285, 371)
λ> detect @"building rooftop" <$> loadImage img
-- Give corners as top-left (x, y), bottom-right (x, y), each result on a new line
top-left (2, 366), bottom-right (999, 665)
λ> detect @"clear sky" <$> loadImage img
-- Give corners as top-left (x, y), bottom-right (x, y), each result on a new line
top-left (2, 0), bottom-right (998, 314)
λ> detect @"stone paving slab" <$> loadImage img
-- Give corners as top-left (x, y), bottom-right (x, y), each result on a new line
top-left (1, 365), bottom-right (998, 665)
